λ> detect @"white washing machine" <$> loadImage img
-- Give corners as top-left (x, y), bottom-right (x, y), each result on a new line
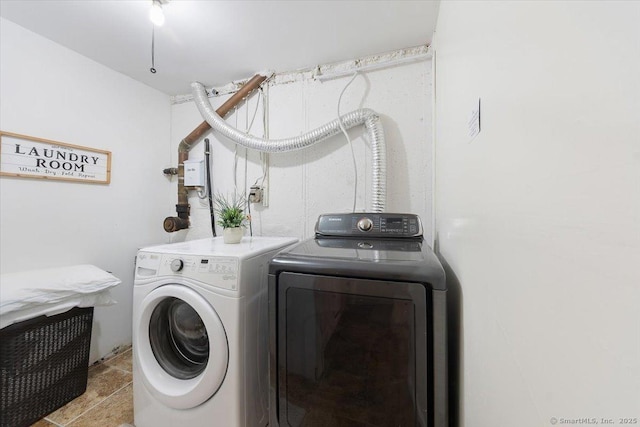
top-left (133, 236), bottom-right (297, 427)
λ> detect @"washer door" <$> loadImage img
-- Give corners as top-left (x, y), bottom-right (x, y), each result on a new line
top-left (135, 283), bottom-right (228, 409)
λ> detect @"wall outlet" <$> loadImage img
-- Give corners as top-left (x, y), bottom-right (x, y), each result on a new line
top-left (249, 185), bottom-right (263, 204)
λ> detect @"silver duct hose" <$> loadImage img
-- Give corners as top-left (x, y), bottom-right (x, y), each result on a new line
top-left (191, 81), bottom-right (386, 212)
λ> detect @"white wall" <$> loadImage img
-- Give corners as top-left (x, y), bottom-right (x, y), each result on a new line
top-left (433, 2), bottom-right (640, 426)
top-left (170, 59), bottom-right (434, 242)
top-left (0, 18), bottom-right (172, 362)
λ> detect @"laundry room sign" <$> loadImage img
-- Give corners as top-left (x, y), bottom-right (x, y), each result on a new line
top-left (0, 131), bottom-right (111, 184)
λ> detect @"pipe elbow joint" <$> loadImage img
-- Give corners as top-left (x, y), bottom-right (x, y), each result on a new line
top-left (163, 216), bottom-right (190, 233)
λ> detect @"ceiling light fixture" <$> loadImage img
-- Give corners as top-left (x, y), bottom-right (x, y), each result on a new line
top-left (148, 0), bottom-right (168, 74)
top-left (149, 0), bottom-right (165, 26)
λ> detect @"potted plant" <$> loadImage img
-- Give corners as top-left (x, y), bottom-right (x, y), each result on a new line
top-left (214, 192), bottom-right (248, 243)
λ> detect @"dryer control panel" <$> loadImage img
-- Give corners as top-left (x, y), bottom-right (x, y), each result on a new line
top-left (315, 213), bottom-right (423, 239)
top-left (136, 252), bottom-right (239, 291)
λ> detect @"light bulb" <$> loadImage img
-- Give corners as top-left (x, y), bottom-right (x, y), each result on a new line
top-left (149, 2), bottom-right (165, 26)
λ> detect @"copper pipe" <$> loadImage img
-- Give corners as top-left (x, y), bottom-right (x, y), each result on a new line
top-left (164, 74), bottom-right (267, 233)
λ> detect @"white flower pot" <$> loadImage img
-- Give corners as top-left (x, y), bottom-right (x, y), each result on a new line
top-left (222, 227), bottom-right (243, 244)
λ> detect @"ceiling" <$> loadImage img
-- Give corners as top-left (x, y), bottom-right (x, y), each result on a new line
top-left (0, 0), bottom-right (440, 96)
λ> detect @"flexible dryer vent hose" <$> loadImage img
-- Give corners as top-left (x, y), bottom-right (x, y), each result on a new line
top-left (191, 82), bottom-right (386, 212)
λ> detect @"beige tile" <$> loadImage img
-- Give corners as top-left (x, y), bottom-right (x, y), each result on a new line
top-left (67, 383), bottom-right (134, 427)
top-left (30, 418), bottom-right (58, 427)
top-left (46, 364), bottom-right (132, 425)
top-left (104, 348), bottom-right (133, 373)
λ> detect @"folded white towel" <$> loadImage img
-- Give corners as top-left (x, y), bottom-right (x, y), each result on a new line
top-left (0, 264), bottom-right (121, 328)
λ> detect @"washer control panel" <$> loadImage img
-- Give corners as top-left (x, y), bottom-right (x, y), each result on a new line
top-left (315, 213), bottom-right (423, 238)
top-left (136, 252), bottom-right (240, 291)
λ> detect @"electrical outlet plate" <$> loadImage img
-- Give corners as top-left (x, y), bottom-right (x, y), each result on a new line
top-left (249, 185), bottom-right (263, 204)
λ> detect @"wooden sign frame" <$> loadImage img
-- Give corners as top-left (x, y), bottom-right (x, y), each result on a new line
top-left (0, 131), bottom-right (111, 184)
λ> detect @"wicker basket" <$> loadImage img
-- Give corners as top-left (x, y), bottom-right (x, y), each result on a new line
top-left (0, 306), bottom-right (93, 427)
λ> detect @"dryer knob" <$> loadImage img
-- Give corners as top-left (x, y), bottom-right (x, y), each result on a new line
top-left (357, 217), bottom-right (373, 232)
top-left (170, 258), bottom-right (184, 272)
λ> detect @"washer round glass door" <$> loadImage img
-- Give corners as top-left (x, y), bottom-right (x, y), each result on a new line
top-left (149, 297), bottom-right (209, 379)
top-left (135, 284), bottom-right (228, 409)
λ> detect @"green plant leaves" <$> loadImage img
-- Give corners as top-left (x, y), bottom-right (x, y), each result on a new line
top-left (213, 192), bottom-right (248, 229)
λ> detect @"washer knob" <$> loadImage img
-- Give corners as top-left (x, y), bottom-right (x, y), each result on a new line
top-left (357, 217), bottom-right (373, 232)
top-left (170, 258), bottom-right (184, 272)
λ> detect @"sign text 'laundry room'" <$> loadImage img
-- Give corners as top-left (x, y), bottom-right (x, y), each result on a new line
top-left (0, 131), bottom-right (111, 184)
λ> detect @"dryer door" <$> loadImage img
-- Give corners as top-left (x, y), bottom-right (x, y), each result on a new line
top-left (134, 283), bottom-right (228, 409)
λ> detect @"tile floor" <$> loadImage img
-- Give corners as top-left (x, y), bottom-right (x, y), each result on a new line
top-left (31, 347), bottom-right (134, 427)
